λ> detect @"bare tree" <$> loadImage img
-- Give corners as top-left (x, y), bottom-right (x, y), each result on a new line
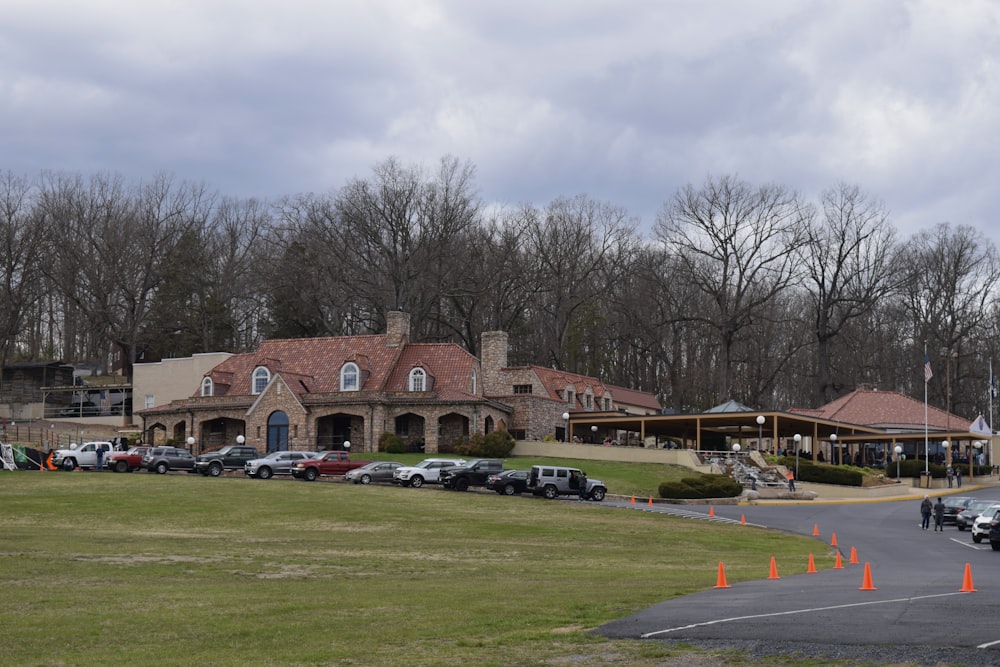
top-left (656, 175), bottom-right (809, 402)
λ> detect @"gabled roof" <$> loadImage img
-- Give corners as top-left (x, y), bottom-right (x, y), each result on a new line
top-left (704, 399), bottom-right (755, 413)
top-left (384, 343), bottom-right (480, 400)
top-left (790, 388), bottom-right (972, 432)
top-left (525, 366), bottom-right (605, 404)
top-left (604, 383), bottom-right (661, 411)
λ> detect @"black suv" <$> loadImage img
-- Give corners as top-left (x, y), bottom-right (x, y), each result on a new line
top-left (989, 512), bottom-right (1000, 551)
top-left (194, 445), bottom-right (259, 477)
top-left (143, 447), bottom-right (196, 474)
top-left (439, 459), bottom-right (504, 491)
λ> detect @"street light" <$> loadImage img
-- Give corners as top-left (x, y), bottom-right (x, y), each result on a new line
top-left (236, 434), bottom-right (245, 445)
top-left (894, 445), bottom-right (903, 481)
top-left (756, 415), bottom-right (765, 451)
top-left (793, 433), bottom-right (802, 480)
top-left (562, 412), bottom-right (570, 442)
top-left (344, 440), bottom-right (351, 452)
top-left (732, 442), bottom-right (741, 457)
top-left (591, 425), bottom-right (598, 444)
top-left (186, 436), bottom-right (195, 455)
top-left (830, 433), bottom-right (838, 465)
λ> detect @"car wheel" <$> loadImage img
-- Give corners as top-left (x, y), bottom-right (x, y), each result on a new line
top-left (973, 534), bottom-right (983, 543)
top-left (410, 475), bottom-right (424, 488)
top-left (455, 478), bottom-right (470, 492)
top-left (63, 458), bottom-right (76, 471)
top-left (208, 462), bottom-right (223, 477)
top-left (257, 466), bottom-right (273, 480)
top-left (590, 487), bottom-right (606, 502)
top-left (503, 484), bottom-right (517, 496)
top-left (360, 474), bottom-right (372, 485)
top-left (304, 467), bottom-right (318, 482)
top-left (155, 462), bottom-right (169, 474)
top-left (114, 460), bottom-right (129, 473)
top-left (958, 525), bottom-right (966, 531)
top-left (543, 485), bottom-right (559, 499)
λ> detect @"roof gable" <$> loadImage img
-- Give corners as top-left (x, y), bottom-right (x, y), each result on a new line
top-left (790, 388), bottom-right (972, 431)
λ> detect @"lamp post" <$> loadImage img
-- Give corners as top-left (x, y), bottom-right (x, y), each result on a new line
top-left (236, 434), bottom-right (245, 445)
top-left (894, 445), bottom-right (903, 481)
top-left (344, 440), bottom-right (351, 453)
top-left (830, 433), bottom-right (838, 465)
top-left (186, 436), bottom-right (195, 455)
top-left (756, 415), bottom-right (765, 452)
top-left (732, 442), bottom-right (741, 457)
top-left (562, 412), bottom-right (570, 442)
top-left (793, 433), bottom-right (802, 480)
top-left (591, 425), bottom-right (598, 444)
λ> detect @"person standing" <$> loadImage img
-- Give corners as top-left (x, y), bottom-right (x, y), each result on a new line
top-left (920, 495), bottom-right (932, 530)
top-left (578, 471), bottom-right (588, 501)
top-left (786, 469), bottom-right (795, 492)
top-left (956, 467), bottom-right (962, 487)
top-left (933, 497), bottom-right (946, 532)
top-left (946, 466), bottom-right (954, 488)
top-left (95, 444), bottom-right (105, 472)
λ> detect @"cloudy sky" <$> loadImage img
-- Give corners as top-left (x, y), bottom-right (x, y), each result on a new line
top-left (3, 0), bottom-right (999, 240)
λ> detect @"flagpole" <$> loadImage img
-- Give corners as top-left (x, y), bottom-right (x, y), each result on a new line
top-left (924, 342), bottom-right (929, 475)
top-left (991, 359), bottom-right (995, 469)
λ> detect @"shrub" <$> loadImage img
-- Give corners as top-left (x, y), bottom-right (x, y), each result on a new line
top-left (379, 432), bottom-right (406, 454)
top-left (444, 431), bottom-right (516, 458)
top-left (658, 473), bottom-right (742, 499)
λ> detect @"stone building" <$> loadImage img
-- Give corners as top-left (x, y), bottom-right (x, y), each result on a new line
top-left (137, 312), bottom-right (660, 454)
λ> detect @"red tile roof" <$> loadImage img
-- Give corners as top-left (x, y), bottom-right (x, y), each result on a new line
top-left (605, 383), bottom-right (662, 411)
top-left (790, 388), bottom-right (972, 431)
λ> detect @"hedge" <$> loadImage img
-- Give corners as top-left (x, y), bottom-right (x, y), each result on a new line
top-left (658, 474), bottom-right (743, 499)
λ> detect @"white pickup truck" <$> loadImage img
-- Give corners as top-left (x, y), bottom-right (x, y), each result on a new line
top-left (51, 441), bottom-right (117, 470)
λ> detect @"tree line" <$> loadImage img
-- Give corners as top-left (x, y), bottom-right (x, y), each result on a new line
top-left (1, 158), bottom-right (998, 419)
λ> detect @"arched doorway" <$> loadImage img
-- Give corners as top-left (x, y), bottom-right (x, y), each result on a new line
top-left (267, 411), bottom-right (289, 453)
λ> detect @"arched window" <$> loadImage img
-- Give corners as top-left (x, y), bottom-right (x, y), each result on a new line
top-left (408, 367), bottom-right (426, 392)
top-left (252, 367), bottom-right (270, 394)
top-left (200, 377), bottom-right (213, 397)
top-left (340, 363), bottom-right (359, 391)
top-left (267, 410), bottom-right (289, 453)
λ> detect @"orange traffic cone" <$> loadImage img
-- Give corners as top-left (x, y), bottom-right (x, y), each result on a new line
top-left (806, 553), bottom-right (817, 573)
top-left (647, 497), bottom-right (653, 507)
top-left (714, 561), bottom-right (730, 588)
top-left (812, 523), bottom-right (819, 537)
top-left (830, 532), bottom-right (838, 547)
top-left (833, 552), bottom-right (844, 569)
top-left (960, 563), bottom-right (977, 593)
top-left (859, 562), bottom-right (877, 591)
top-left (740, 514), bottom-right (746, 525)
top-left (768, 556), bottom-right (780, 579)
top-left (849, 546), bottom-right (859, 565)
top-left (630, 494), bottom-right (635, 505)
top-left (709, 506), bottom-right (715, 517)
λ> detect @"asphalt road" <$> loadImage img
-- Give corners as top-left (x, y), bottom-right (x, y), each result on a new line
top-left (596, 490), bottom-right (1000, 666)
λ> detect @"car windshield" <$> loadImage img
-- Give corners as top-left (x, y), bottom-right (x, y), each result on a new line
top-left (966, 500), bottom-right (996, 512)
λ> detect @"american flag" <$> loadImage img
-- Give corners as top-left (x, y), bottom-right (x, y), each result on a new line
top-left (924, 353), bottom-right (933, 383)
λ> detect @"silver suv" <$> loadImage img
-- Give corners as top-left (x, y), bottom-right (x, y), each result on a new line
top-left (527, 465), bottom-right (607, 501)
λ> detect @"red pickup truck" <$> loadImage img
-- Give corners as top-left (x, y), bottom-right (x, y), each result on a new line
top-left (107, 445), bottom-right (152, 473)
top-left (290, 451), bottom-right (369, 481)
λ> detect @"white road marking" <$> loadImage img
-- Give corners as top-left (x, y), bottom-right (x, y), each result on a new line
top-left (977, 639), bottom-right (1000, 649)
top-left (640, 592), bottom-right (969, 638)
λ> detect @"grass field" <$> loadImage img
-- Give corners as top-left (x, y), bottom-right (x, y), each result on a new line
top-left (0, 467), bottom-right (837, 666)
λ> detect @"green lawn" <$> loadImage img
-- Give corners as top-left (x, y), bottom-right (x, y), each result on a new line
top-left (0, 470), bottom-right (837, 666)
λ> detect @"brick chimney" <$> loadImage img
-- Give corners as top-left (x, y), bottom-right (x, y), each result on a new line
top-left (385, 311), bottom-right (411, 347)
top-left (480, 330), bottom-right (508, 395)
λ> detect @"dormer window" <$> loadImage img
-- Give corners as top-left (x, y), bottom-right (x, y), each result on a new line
top-left (252, 366), bottom-right (270, 394)
top-left (409, 367), bottom-right (426, 392)
top-left (200, 377), bottom-right (214, 397)
top-left (341, 362), bottom-right (359, 391)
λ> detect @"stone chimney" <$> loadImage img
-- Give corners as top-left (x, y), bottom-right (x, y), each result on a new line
top-left (385, 311), bottom-right (411, 347)
top-left (480, 330), bottom-right (508, 395)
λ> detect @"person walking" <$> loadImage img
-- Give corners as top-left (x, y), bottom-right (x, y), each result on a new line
top-left (946, 466), bottom-right (954, 488)
top-left (786, 469), bottom-right (795, 492)
top-left (920, 495), bottom-right (932, 530)
top-left (933, 497), bottom-right (946, 532)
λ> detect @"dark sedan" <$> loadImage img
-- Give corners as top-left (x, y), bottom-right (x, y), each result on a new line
top-left (943, 496), bottom-right (975, 525)
top-left (486, 469), bottom-right (529, 495)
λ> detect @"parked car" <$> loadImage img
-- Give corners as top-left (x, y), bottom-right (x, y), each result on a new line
top-left (392, 458), bottom-right (466, 488)
top-left (106, 445), bottom-right (152, 473)
top-left (955, 499), bottom-right (1000, 531)
top-left (486, 469), bottom-right (530, 495)
top-left (244, 451), bottom-right (318, 479)
top-left (51, 441), bottom-right (117, 470)
top-left (943, 496), bottom-right (975, 524)
top-left (58, 401), bottom-right (100, 417)
top-left (143, 446), bottom-right (196, 474)
top-left (972, 507), bottom-right (1000, 543)
top-left (987, 509), bottom-right (1000, 551)
top-left (526, 465), bottom-right (607, 501)
top-left (290, 450), bottom-right (369, 481)
top-left (439, 459), bottom-right (504, 491)
top-left (344, 461), bottom-right (403, 484)
top-left (194, 445), bottom-right (260, 477)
